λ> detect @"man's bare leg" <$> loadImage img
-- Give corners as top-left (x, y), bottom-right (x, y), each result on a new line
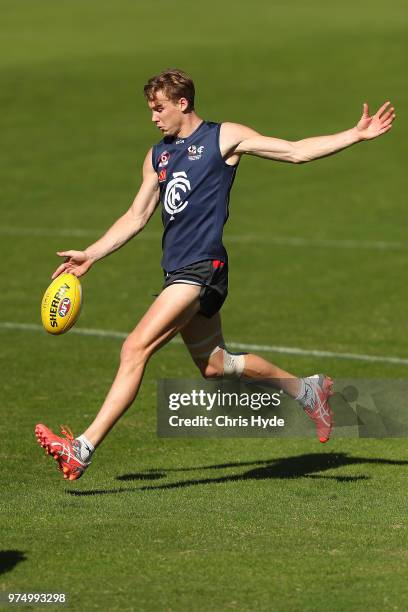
top-left (181, 312), bottom-right (333, 442)
top-left (181, 312), bottom-right (302, 397)
top-left (83, 283), bottom-right (201, 447)
top-left (35, 283), bottom-right (202, 479)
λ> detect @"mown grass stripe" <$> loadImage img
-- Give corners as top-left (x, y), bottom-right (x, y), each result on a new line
top-left (2, 321), bottom-right (408, 365)
top-left (0, 226), bottom-right (406, 251)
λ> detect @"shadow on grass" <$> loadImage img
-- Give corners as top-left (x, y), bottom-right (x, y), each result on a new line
top-left (0, 550), bottom-right (27, 575)
top-left (66, 452), bottom-right (408, 496)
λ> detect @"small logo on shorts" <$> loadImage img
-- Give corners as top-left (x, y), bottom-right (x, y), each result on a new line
top-left (58, 297), bottom-right (71, 317)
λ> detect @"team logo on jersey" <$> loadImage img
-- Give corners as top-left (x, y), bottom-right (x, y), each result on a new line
top-left (158, 169), bottom-right (167, 182)
top-left (158, 151), bottom-right (170, 167)
top-left (164, 171), bottom-right (191, 220)
top-left (188, 145), bottom-right (204, 161)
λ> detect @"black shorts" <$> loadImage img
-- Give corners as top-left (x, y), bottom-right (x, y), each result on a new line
top-left (162, 259), bottom-right (228, 318)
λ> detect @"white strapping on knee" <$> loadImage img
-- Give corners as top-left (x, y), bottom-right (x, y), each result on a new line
top-left (188, 338), bottom-right (246, 378)
top-left (211, 344), bottom-right (246, 378)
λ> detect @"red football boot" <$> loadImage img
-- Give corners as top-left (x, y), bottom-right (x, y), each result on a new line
top-left (35, 424), bottom-right (90, 480)
top-left (303, 375), bottom-right (334, 443)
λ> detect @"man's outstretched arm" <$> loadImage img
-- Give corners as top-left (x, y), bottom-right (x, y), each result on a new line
top-left (220, 101), bottom-right (395, 164)
top-left (52, 149), bottom-right (160, 279)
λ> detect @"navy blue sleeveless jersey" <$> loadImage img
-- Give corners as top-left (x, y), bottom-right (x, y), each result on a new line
top-left (152, 121), bottom-right (237, 272)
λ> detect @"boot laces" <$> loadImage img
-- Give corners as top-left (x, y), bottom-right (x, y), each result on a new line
top-left (60, 425), bottom-right (75, 441)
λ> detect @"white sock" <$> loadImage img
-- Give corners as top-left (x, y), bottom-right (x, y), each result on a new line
top-left (295, 376), bottom-right (318, 409)
top-left (75, 435), bottom-right (95, 463)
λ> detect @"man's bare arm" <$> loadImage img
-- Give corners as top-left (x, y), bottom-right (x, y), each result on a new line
top-left (52, 149), bottom-right (160, 278)
top-left (220, 102), bottom-right (395, 164)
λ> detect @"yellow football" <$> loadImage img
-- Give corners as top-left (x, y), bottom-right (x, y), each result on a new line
top-left (41, 273), bottom-right (82, 335)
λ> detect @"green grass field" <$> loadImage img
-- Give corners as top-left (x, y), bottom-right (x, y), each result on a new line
top-left (1, 1), bottom-right (408, 610)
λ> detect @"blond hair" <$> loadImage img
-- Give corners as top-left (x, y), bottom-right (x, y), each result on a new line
top-left (144, 69), bottom-right (195, 110)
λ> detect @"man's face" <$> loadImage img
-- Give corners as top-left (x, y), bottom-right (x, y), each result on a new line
top-left (148, 91), bottom-right (186, 137)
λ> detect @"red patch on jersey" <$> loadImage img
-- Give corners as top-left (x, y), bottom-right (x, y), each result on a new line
top-left (158, 169), bottom-right (167, 182)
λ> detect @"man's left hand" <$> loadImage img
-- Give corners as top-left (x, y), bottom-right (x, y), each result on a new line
top-left (356, 101), bottom-right (396, 140)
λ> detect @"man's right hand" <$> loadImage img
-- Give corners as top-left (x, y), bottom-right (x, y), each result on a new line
top-left (51, 250), bottom-right (94, 279)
